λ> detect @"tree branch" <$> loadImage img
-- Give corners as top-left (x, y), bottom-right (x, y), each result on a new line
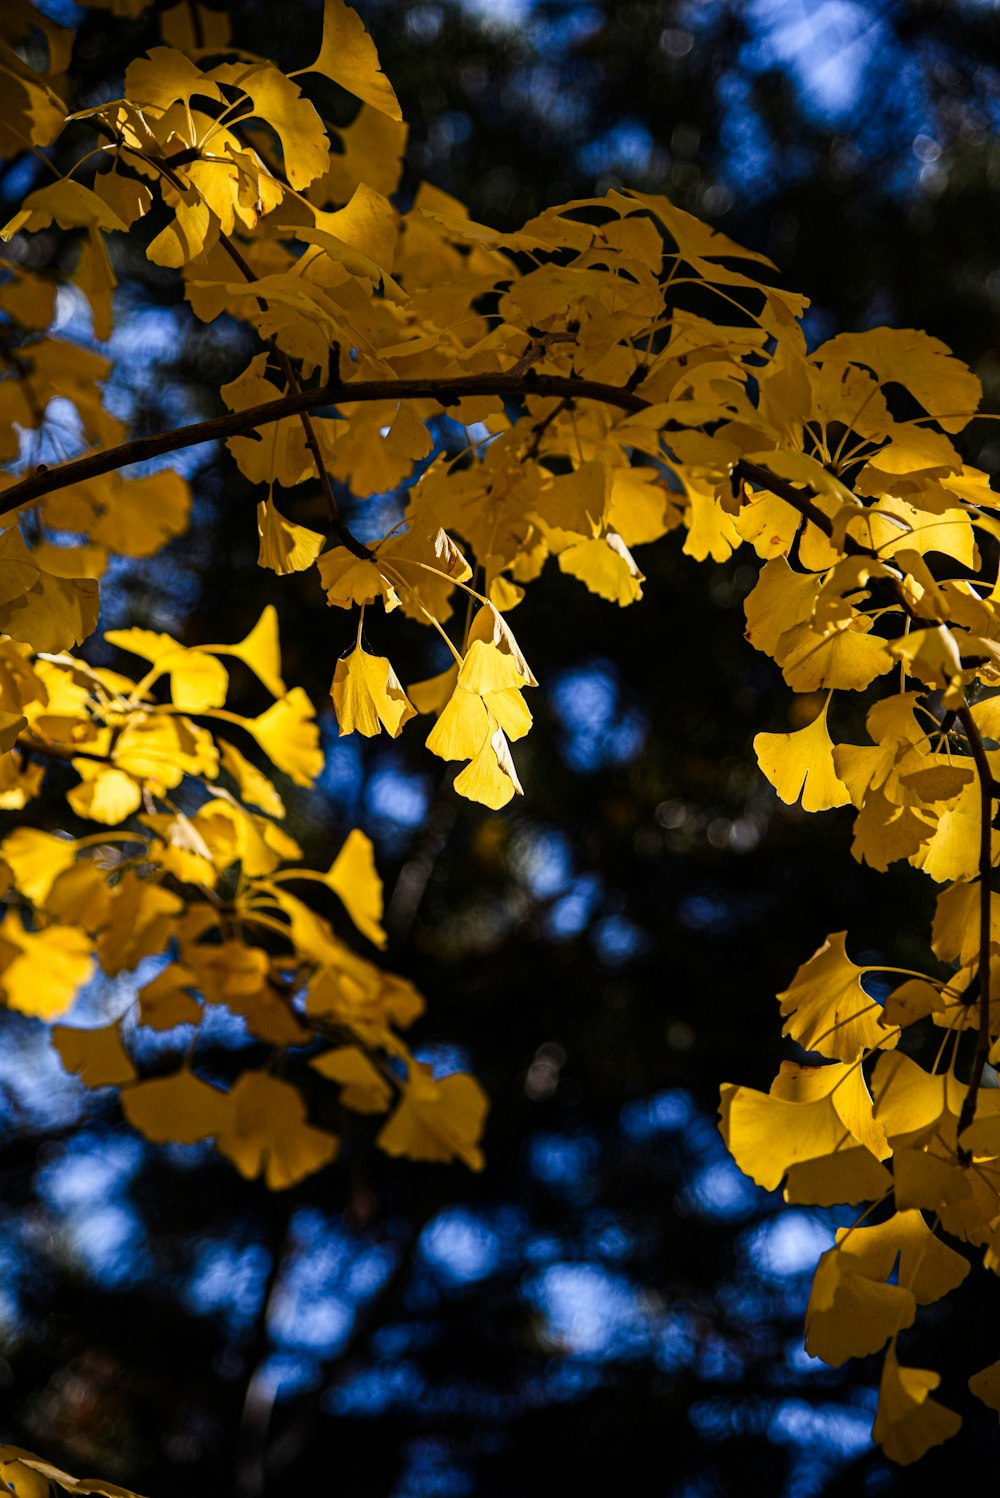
top-left (0, 371), bottom-right (648, 524)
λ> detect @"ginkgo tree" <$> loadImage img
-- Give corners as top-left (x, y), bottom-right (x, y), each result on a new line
top-left (1, 0), bottom-right (1000, 1484)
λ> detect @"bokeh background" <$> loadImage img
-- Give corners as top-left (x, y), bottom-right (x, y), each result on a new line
top-left (2, 1), bottom-right (1000, 1493)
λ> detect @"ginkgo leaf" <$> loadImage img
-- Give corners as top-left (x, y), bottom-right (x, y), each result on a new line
top-left (754, 699), bottom-right (850, 813)
top-left (969, 1360), bottom-right (1000, 1416)
top-left (214, 1070), bottom-right (338, 1189)
top-left (805, 1248), bottom-right (915, 1368)
top-left (376, 1063), bottom-right (487, 1170)
top-left (777, 932), bottom-right (895, 1062)
top-left (0, 1444), bottom-right (148, 1498)
top-left (66, 762), bottom-right (143, 825)
top-left (219, 740), bottom-right (285, 819)
top-left (872, 1347), bottom-right (962, 1464)
top-left (244, 688), bottom-right (323, 786)
top-left (52, 1022), bottom-right (136, 1087)
top-left (453, 726), bottom-right (523, 810)
top-left (217, 606), bottom-right (287, 699)
top-left (837, 1209), bottom-right (970, 1306)
top-left (137, 963), bottom-right (201, 1031)
top-left (426, 687), bottom-right (490, 761)
top-left (311, 1046), bottom-right (392, 1112)
top-left (318, 548), bottom-right (400, 611)
top-left (1, 179), bottom-right (129, 241)
top-left (558, 533), bottom-right (645, 606)
top-left (331, 646), bottom-right (416, 738)
top-left (0, 710), bottom-right (26, 751)
top-left (257, 499), bottom-right (325, 574)
top-left (97, 874), bottom-right (183, 976)
top-left (783, 1147), bottom-right (893, 1207)
top-left (889, 624), bottom-right (966, 709)
top-left (324, 828), bottom-right (386, 947)
top-left (1, 827), bottom-right (77, 904)
top-left (211, 61), bottom-right (330, 190)
top-left (0, 913), bottom-right (93, 1020)
top-left (409, 665), bottom-right (459, 715)
top-left (719, 1070), bottom-right (876, 1193)
top-left (814, 327), bottom-right (981, 434)
top-left (45, 863), bottom-right (113, 932)
top-left (122, 1070), bottom-right (228, 1145)
top-left (770, 1058), bottom-right (888, 1159)
top-left (307, 0), bottom-right (403, 120)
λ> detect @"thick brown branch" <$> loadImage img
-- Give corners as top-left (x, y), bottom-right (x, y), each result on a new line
top-left (0, 372), bottom-right (648, 522)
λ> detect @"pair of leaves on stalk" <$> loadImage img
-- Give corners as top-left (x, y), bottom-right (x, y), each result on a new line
top-left (325, 540), bottom-right (535, 809)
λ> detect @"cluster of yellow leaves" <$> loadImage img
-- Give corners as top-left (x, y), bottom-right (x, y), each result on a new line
top-left (0, 604), bottom-right (485, 1184)
top-left (5, 0), bottom-right (1000, 1468)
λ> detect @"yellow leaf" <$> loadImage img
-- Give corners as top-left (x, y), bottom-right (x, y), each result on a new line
top-left (425, 686), bottom-right (489, 761)
top-left (215, 1070), bottom-right (338, 1189)
top-left (66, 762), bottom-right (142, 825)
top-left (121, 1069), bottom-right (228, 1144)
top-left (836, 1209), bottom-right (970, 1305)
top-left (0, 568), bottom-right (100, 654)
top-left (51, 1022), bottom-right (136, 1087)
top-left (0, 710), bottom-right (26, 752)
top-left (331, 646), bottom-right (416, 738)
top-left (457, 640), bottom-right (526, 695)
top-left (969, 1359), bottom-right (1000, 1416)
top-left (307, 0), bottom-right (402, 120)
top-left (256, 499), bottom-right (325, 574)
top-left (908, 770), bottom-right (990, 884)
top-left (558, 532), bottom-right (644, 606)
top-left (377, 1063), bottom-right (487, 1170)
top-left (325, 828), bottom-right (386, 947)
top-left (881, 978), bottom-right (946, 1029)
top-left (245, 687), bottom-right (323, 786)
top-left (97, 873), bottom-right (183, 975)
top-left (1, 179), bottom-right (129, 242)
top-left (409, 664), bottom-right (458, 716)
top-left (720, 1060), bottom-right (885, 1192)
top-left (453, 726), bottom-right (523, 810)
top-left (871, 1051), bottom-right (995, 1153)
top-left (889, 624), bottom-right (966, 709)
top-left (219, 740), bottom-right (285, 819)
top-left (783, 1147), bottom-right (893, 1207)
top-left (318, 548), bottom-right (400, 611)
top-left (44, 863), bottom-right (113, 931)
top-left (219, 605), bottom-right (287, 699)
top-left (777, 932), bottom-right (896, 1062)
top-left (805, 1248), bottom-right (915, 1368)
top-left (105, 628), bottom-right (229, 711)
top-left (137, 963), bottom-right (201, 1031)
top-left (124, 46), bottom-right (224, 111)
top-left (814, 327), bottom-right (981, 434)
top-left (0, 913), bottom-right (93, 1019)
top-left (0, 1444), bottom-right (148, 1498)
top-left (754, 699), bottom-right (850, 813)
top-left (165, 649), bottom-right (229, 714)
top-left (872, 1347), bottom-right (962, 1464)
top-left (1, 827), bottom-right (77, 903)
top-left (186, 938), bottom-right (305, 1045)
top-left (211, 61), bottom-right (330, 189)
top-left (311, 1046), bottom-right (392, 1112)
